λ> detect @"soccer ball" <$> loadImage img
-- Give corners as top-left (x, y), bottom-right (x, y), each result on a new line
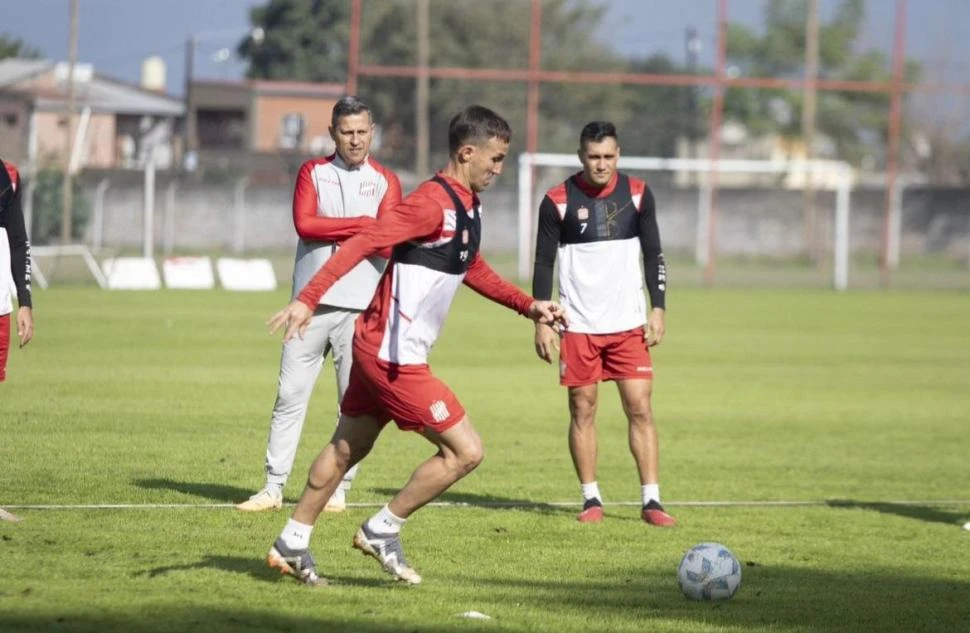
top-left (677, 542), bottom-right (742, 601)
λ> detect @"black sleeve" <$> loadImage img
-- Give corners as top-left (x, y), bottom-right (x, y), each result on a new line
top-left (5, 177), bottom-right (32, 309)
top-left (638, 187), bottom-right (666, 311)
top-left (531, 196), bottom-right (561, 300)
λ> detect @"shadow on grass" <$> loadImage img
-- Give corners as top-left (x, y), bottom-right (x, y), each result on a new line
top-left (139, 555), bottom-right (388, 588)
top-left (132, 478), bottom-right (301, 504)
top-left (368, 487), bottom-right (574, 516)
top-left (2, 565), bottom-right (968, 633)
top-left (826, 499), bottom-right (967, 526)
top-left (456, 565), bottom-right (970, 633)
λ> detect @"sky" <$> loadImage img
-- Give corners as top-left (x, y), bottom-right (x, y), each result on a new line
top-left (2, 0), bottom-right (968, 95)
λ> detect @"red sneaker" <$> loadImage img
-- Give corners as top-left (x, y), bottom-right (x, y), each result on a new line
top-left (641, 500), bottom-right (676, 527)
top-left (577, 499), bottom-right (603, 523)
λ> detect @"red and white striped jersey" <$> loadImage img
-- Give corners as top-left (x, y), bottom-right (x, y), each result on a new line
top-left (298, 173), bottom-right (533, 365)
top-left (291, 153), bottom-right (401, 310)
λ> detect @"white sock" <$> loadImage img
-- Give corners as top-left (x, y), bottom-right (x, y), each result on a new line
top-left (366, 504), bottom-right (406, 535)
top-left (641, 484), bottom-right (661, 506)
top-left (264, 482), bottom-right (283, 496)
top-left (279, 518), bottom-right (313, 550)
top-left (581, 481), bottom-right (602, 503)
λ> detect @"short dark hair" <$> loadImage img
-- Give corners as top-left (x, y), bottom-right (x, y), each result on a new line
top-left (579, 121), bottom-right (618, 146)
top-left (448, 105), bottom-right (512, 155)
top-left (331, 95), bottom-right (371, 128)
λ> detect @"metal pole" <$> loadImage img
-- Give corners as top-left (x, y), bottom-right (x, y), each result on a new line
top-left (415, 0), bottom-right (430, 180)
top-left (517, 154), bottom-right (534, 281)
top-left (163, 181), bottom-right (177, 256)
top-left (92, 178), bottom-right (110, 252)
top-left (183, 34), bottom-right (196, 167)
top-left (346, 0), bottom-right (362, 95)
top-left (61, 0), bottom-right (79, 245)
top-left (233, 177), bottom-right (248, 254)
top-left (882, 0), bottom-right (907, 287)
top-left (802, 0), bottom-right (819, 264)
top-left (704, 0), bottom-right (728, 286)
top-left (526, 0), bottom-right (542, 155)
top-left (143, 155), bottom-right (156, 259)
top-left (834, 167), bottom-right (850, 291)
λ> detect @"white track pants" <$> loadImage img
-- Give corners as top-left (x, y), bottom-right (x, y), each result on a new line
top-left (264, 305), bottom-right (360, 490)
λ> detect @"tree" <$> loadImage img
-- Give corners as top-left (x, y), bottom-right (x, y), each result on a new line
top-left (0, 34), bottom-right (42, 60)
top-left (724, 0), bottom-right (920, 166)
top-left (237, 0), bottom-right (677, 166)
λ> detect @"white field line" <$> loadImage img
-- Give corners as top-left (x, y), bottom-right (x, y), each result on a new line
top-left (3, 499), bottom-right (970, 511)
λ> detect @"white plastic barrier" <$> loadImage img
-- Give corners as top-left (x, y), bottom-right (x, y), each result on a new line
top-left (102, 257), bottom-right (162, 290)
top-left (216, 257), bottom-right (278, 291)
top-left (163, 256), bottom-right (215, 290)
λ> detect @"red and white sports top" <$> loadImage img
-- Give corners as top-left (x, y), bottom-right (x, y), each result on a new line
top-left (291, 154), bottom-right (401, 310)
top-left (299, 173), bottom-right (533, 365)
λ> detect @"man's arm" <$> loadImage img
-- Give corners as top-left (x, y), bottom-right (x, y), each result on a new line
top-left (296, 192), bottom-right (441, 309)
top-left (638, 186), bottom-right (666, 347)
top-left (292, 161), bottom-right (375, 241)
top-left (463, 254), bottom-right (534, 316)
top-left (4, 166), bottom-right (31, 309)
top-left (531, 195), bottom-right (561, 301)
top-left (373, 169), bottom-right (403, 259)
top-left (638, 187), bottom-right (666, 311)
top-left (3, 164), bottom-right (33, 348)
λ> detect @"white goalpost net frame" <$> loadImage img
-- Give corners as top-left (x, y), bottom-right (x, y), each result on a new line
top-left (517, 153), bottom-right (853, 291)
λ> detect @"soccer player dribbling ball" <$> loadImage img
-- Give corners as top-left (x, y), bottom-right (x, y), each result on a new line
top-left (263, 105), bottom-right (568, 586)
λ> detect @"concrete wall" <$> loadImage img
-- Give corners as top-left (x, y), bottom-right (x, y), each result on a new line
top-left (78, 176), bottom-right (970, 263)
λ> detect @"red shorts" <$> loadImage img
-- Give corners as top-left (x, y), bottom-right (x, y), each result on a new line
top-left (340, 344), bottom-right (466, 433)
top-left (0, 314), bottom-right (9, 382)
top-left (559, 327), bottom-right (653, 386)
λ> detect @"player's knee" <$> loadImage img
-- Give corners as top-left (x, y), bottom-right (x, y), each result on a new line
top-left (626, 406), bottom-right (654, 427)
top-left (454, 443), bottom-right (484, 476)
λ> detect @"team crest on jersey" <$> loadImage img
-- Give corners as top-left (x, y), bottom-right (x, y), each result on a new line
top-left (577, 206), bottom-right (589, 220)
top-left (359, 181), bottom-right (377, 197)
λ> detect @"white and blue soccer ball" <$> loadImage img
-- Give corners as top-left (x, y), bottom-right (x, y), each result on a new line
top-left (677, 542), bottom-right (742, 601)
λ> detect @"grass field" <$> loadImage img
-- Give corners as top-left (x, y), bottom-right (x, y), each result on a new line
top-left (1, 286), bottom-right (969, 633)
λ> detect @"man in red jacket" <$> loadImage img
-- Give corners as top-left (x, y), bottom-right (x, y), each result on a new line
top-left (237, 96), bottom-right (401, 514)
top-left (264, 105), bottom-right (567, 587)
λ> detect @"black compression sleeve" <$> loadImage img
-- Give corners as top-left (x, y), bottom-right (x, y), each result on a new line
top-left (637, 187), bottom-right (666, 310)
top-left (6, 182), bottom-right (32, 308)
top-left (531, 196), bottom-right (561, 300)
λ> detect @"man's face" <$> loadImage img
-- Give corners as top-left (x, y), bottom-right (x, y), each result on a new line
top-left (578, 137), bottom-right (619, 187)
top-left (330, 112), bottom-right (373, 167)
top-left (464, 136), bottom-right (510, 192)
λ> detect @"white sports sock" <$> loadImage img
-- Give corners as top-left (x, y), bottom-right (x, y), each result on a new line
top-left (641, 484), bottom-right (661, 506)
top-left (264, 482), bottom-right (283, 496)
top-left (280, 518), bottom-right (313, 550)
top-left (366, 504), bottom-right (406, 535)
top-left (581, 481), bottom-right (602, 502)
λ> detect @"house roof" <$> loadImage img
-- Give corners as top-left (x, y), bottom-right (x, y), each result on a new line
top-left (0, 59), bottom-right (184, 117)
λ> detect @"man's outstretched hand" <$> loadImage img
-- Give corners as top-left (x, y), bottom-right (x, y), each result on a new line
top-left (268, 301), bottom-right (313, 343)
top-left (528, 300), bottom-right (568, 329)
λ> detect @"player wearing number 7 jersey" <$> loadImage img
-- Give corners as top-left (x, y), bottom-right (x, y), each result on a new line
top-left (531, 120), bottom-right (675, 527)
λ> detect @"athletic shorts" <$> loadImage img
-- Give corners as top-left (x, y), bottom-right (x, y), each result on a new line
top-left (0, 314), bottom-right (9, 382)
top-left (340, 344), bottom-right (466, 433)
top-left (559, 327), bottom-right (653, 386)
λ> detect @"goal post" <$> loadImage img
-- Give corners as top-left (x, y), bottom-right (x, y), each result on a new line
top-left (517, 153), bottom-right (853, 290)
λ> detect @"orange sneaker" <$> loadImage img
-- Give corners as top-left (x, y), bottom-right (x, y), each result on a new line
top-left (641, 500), bottom-right (676, 527)
top-left (577, 499), bottom-right (604, 523)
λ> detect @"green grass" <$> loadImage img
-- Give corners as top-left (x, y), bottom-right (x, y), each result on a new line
top-left (1, 286), bottom-right (969, 633)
